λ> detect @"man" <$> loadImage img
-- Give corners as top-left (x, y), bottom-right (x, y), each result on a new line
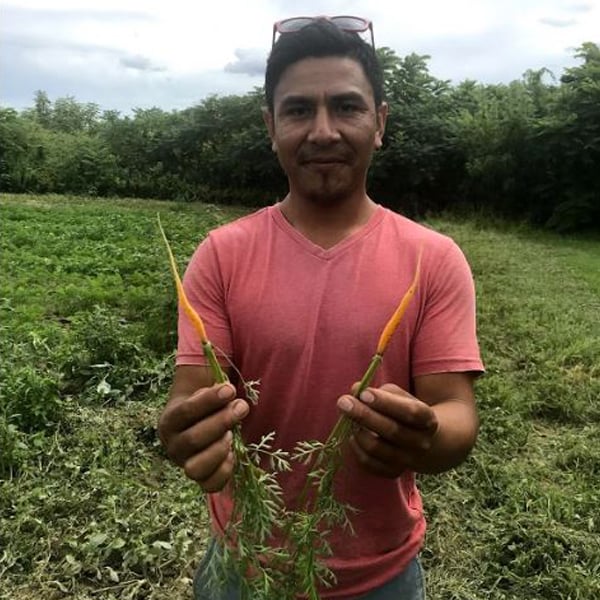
top-left (158, 16), bottom-right (483, 600)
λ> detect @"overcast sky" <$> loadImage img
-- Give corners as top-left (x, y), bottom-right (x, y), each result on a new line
top-left (2, 0), bottom-right (599, 114)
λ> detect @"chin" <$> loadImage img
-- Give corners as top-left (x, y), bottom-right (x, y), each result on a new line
top-left (305, 189), bottom-right (350, 204)
top-left (297, 179), bottom-right (350, 203)
top-left (298, 174), bottom-right (356, 204)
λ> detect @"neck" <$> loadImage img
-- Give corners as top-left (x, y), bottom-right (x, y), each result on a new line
top-left (279, 192), bottom-right (377, 249)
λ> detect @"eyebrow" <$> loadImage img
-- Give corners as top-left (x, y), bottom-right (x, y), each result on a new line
top-left (279, 91), bottom-right (369, 108)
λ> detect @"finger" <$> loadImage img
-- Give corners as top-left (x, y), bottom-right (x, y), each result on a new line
top-left (349, 435), bottom-right (400, 478)
top-left (159, 383), bottom-right (237, 436)
top-left (166, 399), bottom-right (250, 465)
top-left (356, 387), bottom-right (437, 430)
top-left (337, 396), bottom-right (403, 444)
top-left (379, 382), bottom-right (412, 396)
top-left (350, 382), bottom-right (407, 398)
top-left (354, 426), bottom-right (434, 459)
top-left (183, 432), bottom-right (234, 491)
top-left (200, 452), bottom-right (236, 493)
top-left (337, 394), bottom-right (437, 443)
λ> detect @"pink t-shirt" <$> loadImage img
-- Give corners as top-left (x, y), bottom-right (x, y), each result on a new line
top-left (177, 204), bottom-right (483, 598)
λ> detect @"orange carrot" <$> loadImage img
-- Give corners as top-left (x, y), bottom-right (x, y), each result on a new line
top-left (157, 215), bottom-right (209, 343)
top-left (375, 247), bottom-right (423, 356)
top-left (157, 215), bottom-right (227, 383)
top-left (324, 246), bottom-right (425, 446)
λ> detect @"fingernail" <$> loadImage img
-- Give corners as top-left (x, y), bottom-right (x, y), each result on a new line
top-left (232, 400), bottom-right (249, 419)
top-left (224, 430), bottom-right (233, 445)
top-left (218, 384), bottom-right (234, 400)
top-left (360, 390), bottom-right (375, 404)
top-left (338, 396), bottom-right (353, 412)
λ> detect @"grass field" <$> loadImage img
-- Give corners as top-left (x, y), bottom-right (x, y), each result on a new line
top-left (1, 193), bottom-right (599, 600)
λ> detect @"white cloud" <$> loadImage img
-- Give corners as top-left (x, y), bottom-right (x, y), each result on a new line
top-left (539, 17), bottom-right (578, 27)
top-left (1, 0), bottom-right (599, 112)
top-left (567, 3), bottom-right (594, 12)
top-left (225, 49), bottom-right (267, 76)
top-left (120, 55), bottom-right (165, 72)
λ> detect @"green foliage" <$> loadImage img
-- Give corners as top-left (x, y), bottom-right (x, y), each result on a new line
top-left (99, 106), bottom-right (181, 199)
top-left (0, 107), bottom-right (45, 191)
top-left (218, 430), bottom-right (293, 599)
top-left (141, 291), bottom-right (179, 355)
top-left (175, 91), bottom-right (283, 196)
top-left (530, 43), bottom-right (600, 230)
top-left (28, 90), bottom-right (100, 133)
top-left (0, 414), bottom-right (29, 477)
top-left (0, 194), bottom-right (240, 597)
top-left (420, 220), bottom-right (599, 600)
top-left (2, 44), bottom-right (599, 230)
top-left (371, 49), bottom-right (461, 216)
top-left (58, 305), bottom-right (172, 404)
top-left (450, 81), bottom-right (538, 214)
top-left (1, 194), bottom-right (599, 599)
top-left (34, 130), bottom-right (120, 195)
top-left (0, 332), bottom-right (65, 433)
top-left (0, 401), bottom-right (207, 598)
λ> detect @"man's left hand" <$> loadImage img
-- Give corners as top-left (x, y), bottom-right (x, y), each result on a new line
top-left (336, 383), bottom-right (439, 478)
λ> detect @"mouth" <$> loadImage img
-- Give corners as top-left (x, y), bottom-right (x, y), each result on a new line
top-left (299, 145), bottom-right (352, 166)
top-left (302, 157), bottom-right (348, 166)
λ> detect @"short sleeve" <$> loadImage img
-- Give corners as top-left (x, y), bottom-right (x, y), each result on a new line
top-left (411, 241), bottom-right (484, 377)
top-left (176, 235), bottom-right (233, 366)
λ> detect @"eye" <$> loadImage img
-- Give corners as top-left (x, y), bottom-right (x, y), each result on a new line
top-left (339, 102), bottom-right (359, 113)
top-left (335, 100), bottom-right (364, 116)
top-left (282, 104), bottom-right (312, 118)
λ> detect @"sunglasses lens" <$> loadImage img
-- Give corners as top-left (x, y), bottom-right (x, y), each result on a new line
top-left (277, 17), bottom-right (316, 33)
top-left (330, 16), bottom-right (369, 32)
top-left (273, 16), bottom-right (374, 48)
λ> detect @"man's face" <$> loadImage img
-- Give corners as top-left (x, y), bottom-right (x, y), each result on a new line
top-left (264, 56), bottom-right (387, 204)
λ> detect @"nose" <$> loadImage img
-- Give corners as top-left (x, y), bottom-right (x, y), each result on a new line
top-left (307, 106), bottom-right (341, 145)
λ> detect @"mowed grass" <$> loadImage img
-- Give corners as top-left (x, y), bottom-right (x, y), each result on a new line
top-left (1, 193), bottom-right (598, 600)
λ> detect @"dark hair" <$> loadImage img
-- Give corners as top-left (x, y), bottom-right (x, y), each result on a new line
top-left (265, 19), bottom-right (384, 112)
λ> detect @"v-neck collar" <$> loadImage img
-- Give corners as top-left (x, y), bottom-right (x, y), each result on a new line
top-left (269, 203), bottom-right (386, 261)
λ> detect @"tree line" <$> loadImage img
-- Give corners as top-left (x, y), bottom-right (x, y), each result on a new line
top-left (1, 43), bottom-right (599, 231)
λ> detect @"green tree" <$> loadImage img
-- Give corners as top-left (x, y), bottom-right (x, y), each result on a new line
top-left (2, 46), bottom-right (597, 231)
top-left (370, 49), bottom-right (461, 216)
top-left (99, 107), bottom-right (183, 198)
top-left (530, 42), bottom-right (600, 229)
top-left (42, 132), bottom-right (119, 194)
top-left (33, 90), bottom-right (52, 128)
top-left (176, 90), bottom-right (281, 201)
top-left (449, 81), bottom-right (538, 217)
top-left (51, 96), bottom-right (99, 133)
top-left (0, 107), bottom-right (45, 192)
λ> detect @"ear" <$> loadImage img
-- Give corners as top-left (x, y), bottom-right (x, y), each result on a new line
top-left (374, 102), bottom-right (388, 150)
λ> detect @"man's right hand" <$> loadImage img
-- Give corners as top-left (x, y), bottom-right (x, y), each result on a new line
top-left (158, 382), bottom-right (250, 492)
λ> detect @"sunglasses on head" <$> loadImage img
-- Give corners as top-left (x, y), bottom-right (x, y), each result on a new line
top-left (272, 15), bottom-right (374, 48)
